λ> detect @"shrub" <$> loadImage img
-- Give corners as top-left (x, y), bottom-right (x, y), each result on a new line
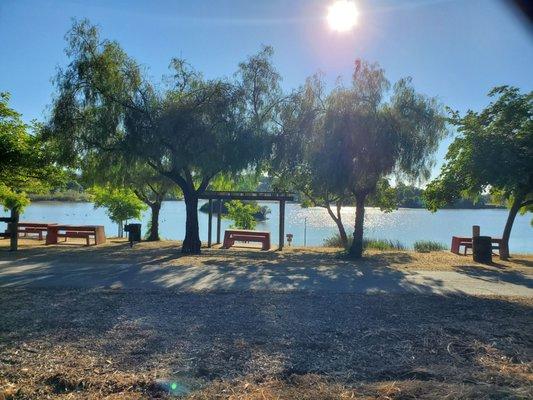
top-left (90, 186), bottom-right (147, 237)
top-left (414, 240), bottom-right (447, 253)
top-left (323, 234), bottom-right (405, 251)
top-left (226, 200), bottom-right (259, 230)
top-left (363, 238), bottom-right (405, 251)
top-left (323, 233), bottom-right (352, 249)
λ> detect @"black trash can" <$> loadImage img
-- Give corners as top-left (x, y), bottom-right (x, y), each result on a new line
top-left (473, 235), bottom-right (492, 264)
top-left (124, 223), bottom-right (141, 247)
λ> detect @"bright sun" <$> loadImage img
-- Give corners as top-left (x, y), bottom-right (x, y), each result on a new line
top-left (327, 0), bottom-right (359, 32)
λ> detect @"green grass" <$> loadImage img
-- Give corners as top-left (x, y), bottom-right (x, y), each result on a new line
top-left (323, 233), bottom-right (405, 251)
top-left (323, 233), bottom-right (352, 249)
top-left (413, 240), bottom-right (447, 253)
top-left (364, 238), bottom-right (405, 251)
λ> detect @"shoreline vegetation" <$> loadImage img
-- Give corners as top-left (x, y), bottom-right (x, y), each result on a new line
top-left (28, 191), bottom-right (506, 210)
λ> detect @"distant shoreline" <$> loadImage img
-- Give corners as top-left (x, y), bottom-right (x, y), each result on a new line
top-left (28, 198), bottom-right (506, 210)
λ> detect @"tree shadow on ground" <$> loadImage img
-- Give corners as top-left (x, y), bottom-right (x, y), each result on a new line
top-left (0, 289), bottom-right (531, 399)
top-left (0, 244), bottom-right (452, 295)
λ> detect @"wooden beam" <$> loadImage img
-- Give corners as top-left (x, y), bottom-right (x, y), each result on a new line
top-left (216, 200), bottom-right (222, 244)
top-left (207, 199), bottom-right (213, 248)
top-left (278, 200), bottom-right (285, 251)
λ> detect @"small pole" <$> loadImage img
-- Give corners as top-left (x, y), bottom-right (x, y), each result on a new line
top-left (278, 200), bottom-right (285, 251)
top-left (304, 217), bottom-right (307, 247)
top-left (208, 199), bottom-right (213, 248)
top-left (216, 200), bottom-right (222, 244)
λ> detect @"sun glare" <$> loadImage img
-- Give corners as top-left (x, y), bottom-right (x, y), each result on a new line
top-left (327, 0), bottom-right (359, 32)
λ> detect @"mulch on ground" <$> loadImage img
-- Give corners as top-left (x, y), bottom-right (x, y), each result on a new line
top-left (1, 289), bottom-right (532, 399)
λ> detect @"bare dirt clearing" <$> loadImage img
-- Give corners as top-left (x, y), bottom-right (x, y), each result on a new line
top-left (1, 290), bottom-right (532, 399)
top-left (1, 240), bottom-right (532, 398)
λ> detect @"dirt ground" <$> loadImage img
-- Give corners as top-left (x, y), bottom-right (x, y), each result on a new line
top-left (1, 239), bottom-right (532, 399)
top-left (1, 238), bottom-right (532, 273)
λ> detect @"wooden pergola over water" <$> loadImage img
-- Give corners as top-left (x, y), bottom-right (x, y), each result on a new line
top-left (198, 191), bottom-right (295, 250)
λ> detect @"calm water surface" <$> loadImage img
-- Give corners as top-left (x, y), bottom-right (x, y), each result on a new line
top-left (6, 201), bottom-right (532, 253)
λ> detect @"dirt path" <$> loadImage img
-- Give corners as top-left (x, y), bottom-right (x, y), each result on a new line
top-left (0, 243), bottom-right (531, 296)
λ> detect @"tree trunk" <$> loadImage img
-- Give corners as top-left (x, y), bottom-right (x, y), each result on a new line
top-left (325, 203), bottom-right (348, 248)
top-left (349, 194), bottom-right (366, 259)
top-left (9, 208), bottom-right (19, 252)
top-left (500, 192), bottom-right (525, 260)
top-left (118, 220), bottom-right (124, 238)
top-left (182, 191), bottom-right (201, 254)
top-left (147, 202), bottom-right (161, 241)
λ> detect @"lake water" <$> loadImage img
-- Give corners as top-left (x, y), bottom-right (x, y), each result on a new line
top-left (4, 201), bottom-right (532, 253)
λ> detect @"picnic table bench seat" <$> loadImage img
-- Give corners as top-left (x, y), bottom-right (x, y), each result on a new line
top-left (3, 222), bottom-right (56, 240)
top-left (223, 229), bottom-right (271, 251)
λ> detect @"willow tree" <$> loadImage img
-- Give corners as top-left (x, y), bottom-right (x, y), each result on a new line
top-left (424, 86), bottom-right (532, 259)
top-left (46, 20), bottom-right (280, 253)
top-left (272, 62), bottom-right (446, 257)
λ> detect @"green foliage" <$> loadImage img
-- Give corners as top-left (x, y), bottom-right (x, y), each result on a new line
top-left (0, 92), bottom-right (64, 213)
top-left (413, 240), bottom-right (447, 253)
top-left (323, 233), bottom-right (405, 251)
top-left (226, 200), bottom-right (259, 230)
top-left (90, 186), bottom-right (146, 236)
top-left (46, 20), bottom-right (280, 253)
top-left (424, 86), bottom-right (532, 211)
top-left (0, 185), bottom-right (30, 213)
top-left (363, 238), bottom-right (406, 251)
top-left (272, 61), bottom-right (446, 257)
top-left (424, 86), bottom-right (532, 255)
top-left (323, 233), bottom-right (352, 249)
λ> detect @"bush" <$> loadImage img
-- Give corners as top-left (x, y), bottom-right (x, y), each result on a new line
top-left (90, 186), bottom-right (147, 237)
top-left (323, 234), bottom-right (405, 251)
top-left (414, 240), bottom-right (447, 253)
top-left (226, 200), bottom-right (259, 230)
top-left (323, 233), bottom-right (352, 249)
top-left (363, 238), bottom-right (405, 251)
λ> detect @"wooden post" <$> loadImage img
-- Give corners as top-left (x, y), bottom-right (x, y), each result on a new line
top-left (9, 208), bottom-right (19, 252)
top-left (472, 225), bottom-right (480, 237)
top-left (216, 200), bottom-right (222, 244)
top-left (278, 200), bottom-right (285, 251)
top-left (207, 199), bottom-right (213, 248)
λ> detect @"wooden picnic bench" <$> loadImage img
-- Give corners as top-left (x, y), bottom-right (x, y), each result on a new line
top-left (451, 236), bottom-right (506, 255)
top-left (223, 229), bottom-right (271, 251)
top-left (2, 222), bottom-right (56, 240)
top-left (46, 225), bottom-right (106, 246)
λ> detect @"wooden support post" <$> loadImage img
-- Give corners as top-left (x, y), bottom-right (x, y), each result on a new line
top-left (216, 200), bottom-right (222, 244)
top-left (208, 199), bottom-right (213, 248)
top-left (278, 200), bottom-right (285, 251)
top-left (9, 208), bottom-right (19, 252)
top-left (472, 225), bottom-right (480, 237)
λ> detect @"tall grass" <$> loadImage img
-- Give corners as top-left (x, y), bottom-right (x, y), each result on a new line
top-left (414, 240), bottom-right (447, 253)
top-left (323, 233), bottom-right (405, 251)
top-left (364, 238), bottom-right (405, 251)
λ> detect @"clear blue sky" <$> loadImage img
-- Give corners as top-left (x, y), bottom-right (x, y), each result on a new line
top-left (1, 0), bottom-right (532, 177)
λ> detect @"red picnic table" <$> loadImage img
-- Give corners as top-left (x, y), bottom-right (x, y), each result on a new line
top-left (451, 236), bottom-right (506, 255)
top-left (2, 222), bottom-right (57, 240)
top-left (46, 225), bottom-right (106, 246)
